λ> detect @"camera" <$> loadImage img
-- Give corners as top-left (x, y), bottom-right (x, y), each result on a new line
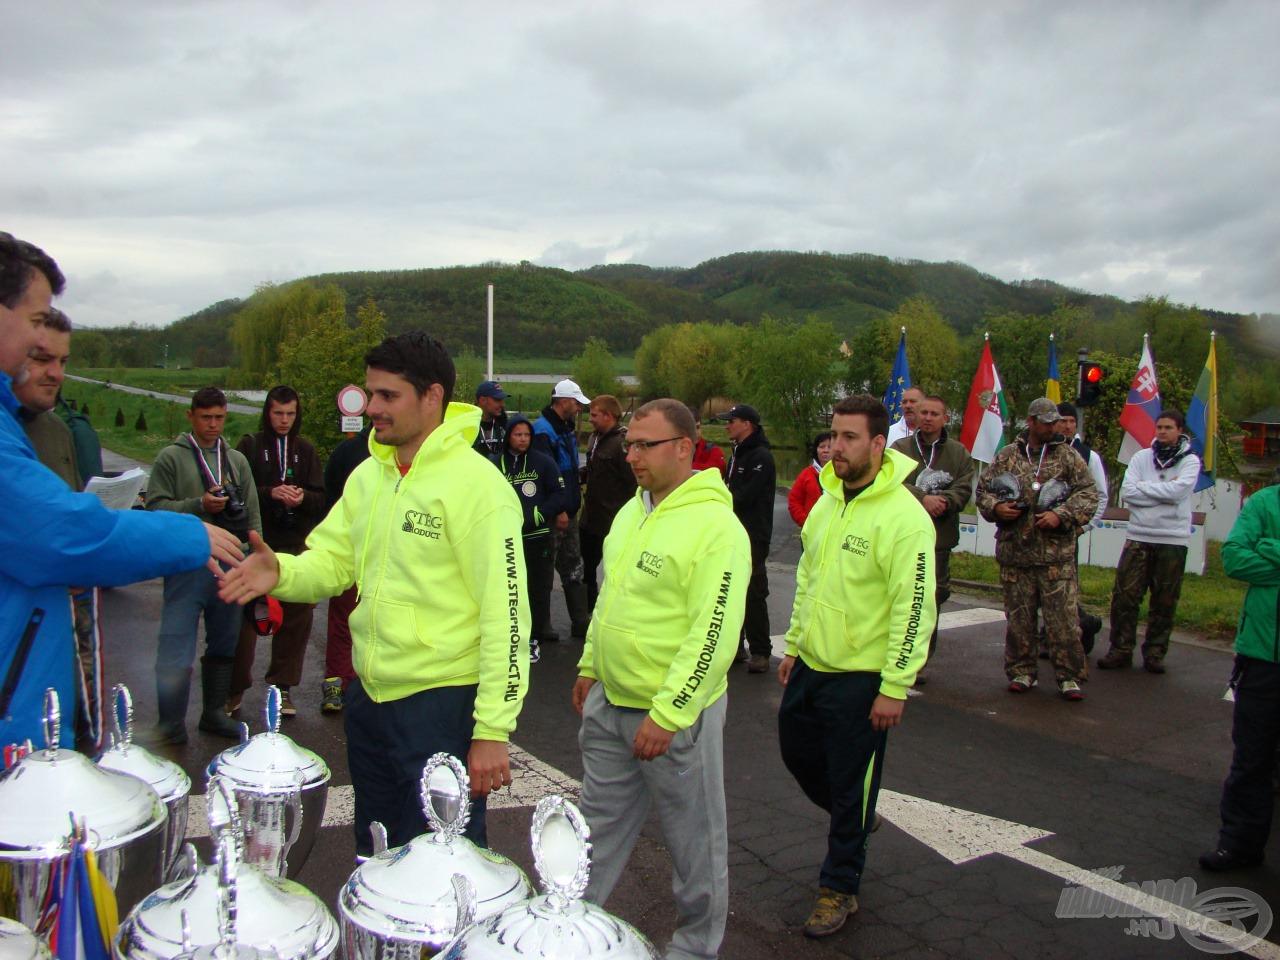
top-left (274, 500), bottom-right (298, 532)
top-left (213, 482), bottom-right (250, 539)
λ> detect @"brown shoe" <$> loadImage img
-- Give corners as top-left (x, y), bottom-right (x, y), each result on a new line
top-left (748, 655), bottom-right (770, 674)
top-left (1096, 651), bottom-right (1132, 670)
top-left (1144, 659), bottom-right (1166, 674)
top-left (804, 888), bottom-right (858, 938)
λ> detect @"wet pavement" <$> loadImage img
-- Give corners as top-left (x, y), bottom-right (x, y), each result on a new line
top-left (85, 488), bottom-right (1280, 959)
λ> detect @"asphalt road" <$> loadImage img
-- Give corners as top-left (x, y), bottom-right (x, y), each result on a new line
top-left (86, 492), bottom-right (1279, 959)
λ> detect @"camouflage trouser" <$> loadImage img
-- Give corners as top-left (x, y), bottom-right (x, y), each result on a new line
top-left (1107, 540), bottom-right (1188, 663)
top-left (552, 516), bottom-right (585, 586)
top-left (1001, 564), bottom-right (1086, 684)
top-left (926, 548), bottom-right (952, 664)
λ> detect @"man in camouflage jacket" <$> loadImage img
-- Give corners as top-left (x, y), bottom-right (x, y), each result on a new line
top-left (976, 399), bottom-right (1098, 700)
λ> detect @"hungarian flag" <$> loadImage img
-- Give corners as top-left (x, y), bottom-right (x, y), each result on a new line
top-left (1118, 335), bottom-right (1161, 464)
top-left (960, 337), bottom-right (1007, 462)
top-left (1187, 333), bottom-right (1218, 491)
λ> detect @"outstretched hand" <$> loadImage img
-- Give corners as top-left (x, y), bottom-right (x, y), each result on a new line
top-left (203, 523), bottom-right (244, 578)
top-left (217, 531), bottom-right (280, 604)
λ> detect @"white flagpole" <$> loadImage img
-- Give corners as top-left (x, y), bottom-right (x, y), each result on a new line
top-left (487, 283), bottom-right (494, 381)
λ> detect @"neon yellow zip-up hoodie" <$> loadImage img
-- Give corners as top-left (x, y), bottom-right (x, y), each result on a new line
top-left (784, 448), bottom-right (936, 699)
top-left (577, 467), bottom-right (750, 732)
top-left (273, 402), bottom-right (529, 741)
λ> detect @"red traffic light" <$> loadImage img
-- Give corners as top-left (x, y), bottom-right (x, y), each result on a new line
top-left (1085, 365), bottom-right (1103, 384)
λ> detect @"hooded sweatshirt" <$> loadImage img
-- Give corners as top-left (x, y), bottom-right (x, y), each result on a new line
top-left (1223, 484), bottom-right (1280, 663)
top-left (1120, 434), bottom-right (1200, 546)
top-left (577, 467), bottom-right (750, 732)
top-left (147, 433), bottom-right (262, 542)
top-left (495, 413), bottom-right (566, 539)
top-left (784, 448), bottom-right (936, 699)
top-left (236, 401), bottom-right (325, 553)
top-left (272, 402), bottom-right (529, 741)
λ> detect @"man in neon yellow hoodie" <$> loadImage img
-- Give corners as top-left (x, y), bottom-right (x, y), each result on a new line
top-left (778, 393), bottom-right (936, 939)
top-left (572, 398), bottom-right (750, 960)
top-left (220, 332), bottom-right (529, 854)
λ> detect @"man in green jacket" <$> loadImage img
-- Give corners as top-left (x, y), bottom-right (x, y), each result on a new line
top-left (1199, 469), bottom-right (1280, 872)
top-left (220, 332), bottom-right (528, 854)
top-left (146, 386), bottom-right (262, 745)
top-left (891, 393), bottom-right (974, 681)
top-left (572, 398), bottom-right (749, 960)
top-left (779, 393), bottom-right (936, 939)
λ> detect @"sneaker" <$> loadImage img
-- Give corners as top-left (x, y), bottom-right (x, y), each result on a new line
top-left (1097, 651), bottom-right (1133, 670)
top-left (223, 693), bottom-right (242, 717)
top-left (1007, 675), bottom-right (1037, 693)
top-left (279, 688), bottom-right (296, 717)
top-left (803, 888), bottom-right (858, 939)
top-left (320, 678), bottom-right (344, 714)
top-left (1143, 658), bottom-right (1166, 675)
top-left (748, 655), bottom-right (770, 674)
top-left (1059, 679), bottom-right (1084, 701)
top-left (1198, 846), bottom-right (1263, 872)
top-left (530, 639), bottom-right (541, 664)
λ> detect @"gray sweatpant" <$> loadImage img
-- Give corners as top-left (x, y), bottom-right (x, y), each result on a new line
top-left (578, 684), bottom-right (729, 960)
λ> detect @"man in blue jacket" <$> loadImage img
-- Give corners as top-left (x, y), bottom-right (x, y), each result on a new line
top-left (533, 378), bottom-right (591, 638)
top-left (0, 232), bottom-right (245, 748)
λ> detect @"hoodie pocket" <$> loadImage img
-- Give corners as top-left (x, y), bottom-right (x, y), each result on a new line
top-left (365, 597), bottom-right (434, 680)
top-left (802, 600), bottom-right (849, 664)
top-left (594, 617), bottom-right (663, 698)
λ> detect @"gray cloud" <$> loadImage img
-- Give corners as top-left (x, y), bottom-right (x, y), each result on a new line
top-left (2, 0), bottom-right (1276, 328)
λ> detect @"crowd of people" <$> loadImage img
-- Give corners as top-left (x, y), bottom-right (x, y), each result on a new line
top-left (3, 229), bottom-right (1279, 957)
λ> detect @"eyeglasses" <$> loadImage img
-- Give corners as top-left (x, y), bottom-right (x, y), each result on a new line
top-left (622, 437), bottom-right (683, 454)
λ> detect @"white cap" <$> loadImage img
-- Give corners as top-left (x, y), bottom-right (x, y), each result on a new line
top-left (552, 379), bottom-right (591, 405)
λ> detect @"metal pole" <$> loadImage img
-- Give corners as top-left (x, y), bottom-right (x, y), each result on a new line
top-left (1076, 347), bottom-right (1089, 437)
top-left (487, 284), bottom-right (494, 381)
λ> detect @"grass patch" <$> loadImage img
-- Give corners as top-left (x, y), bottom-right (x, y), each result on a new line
top-left (950, 541), bottom-right (1245, 641)
top-left (60, 381), bottom-right (259, 465)
top-left (72, 366), bottom-right (234, 395)
top-left (494, 356), bottom-right (636, 375)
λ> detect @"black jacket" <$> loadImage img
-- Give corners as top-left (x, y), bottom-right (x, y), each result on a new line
top-left (473, 412), bottom-right (508, 458)
top-left (496, 414), bottom-right (566, 538)
top-left (727, 425), bottom-right (776, 543)
top-left (324, 425), bottom-right (372, 514)
top-left (581, 424), bottom-right (637, 538)
top-left (237, 404), bottom-right (326, 553)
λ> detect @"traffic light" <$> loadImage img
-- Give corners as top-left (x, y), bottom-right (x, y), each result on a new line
top-left (1076, 361), bottom-right (1105, 407)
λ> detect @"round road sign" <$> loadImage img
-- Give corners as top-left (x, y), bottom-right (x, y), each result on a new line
top-left (336, 384), bottom-right (368, 416)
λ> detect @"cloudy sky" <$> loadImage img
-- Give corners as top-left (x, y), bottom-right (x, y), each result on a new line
top-left (4, 1), bottom-right (1277, 328)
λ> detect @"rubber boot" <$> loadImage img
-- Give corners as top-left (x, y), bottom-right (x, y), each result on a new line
top-left (138, 667), bottom-right (192, 746)
top-left (565, 581), bottom-right (591, 639)
top-left (198, 655), bottom-right (243, 739)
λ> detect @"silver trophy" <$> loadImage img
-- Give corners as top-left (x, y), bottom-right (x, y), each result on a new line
top-left (0, 917), bottom-right (52, 960)
top-left (114, 777), bottom-right (338, 960)
top-left (0, 689), bottom-right (168, 929)
top-left (205, 686), bottom-right (329, 879)
top-left (339, 752), bottom-right (532, 959)
top-left (437, 795), bottom-right (658, 959)
top-left (96, 684), bottom-right (192, 880)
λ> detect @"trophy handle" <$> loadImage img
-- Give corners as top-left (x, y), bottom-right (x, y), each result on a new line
top-left (370, 821), bottom-right (389, 857)
top-left (265, 686), bottom-right (282, 734)
top-left (420, 753), bottom-right (471, 842)
top-left (451, 874), bottom-right (477, 935)
top-left (111, 684), bottom-right (133, 746)
top-left (278, 773), bottom-right (305, 875)
top-left (41, 688), bottom-right (60, 759)
top-left (531, 795), bottom-right (593, 908)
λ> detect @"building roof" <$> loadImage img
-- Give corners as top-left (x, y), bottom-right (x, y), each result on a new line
top-left (1243, 407), bottom-right (1280, 425)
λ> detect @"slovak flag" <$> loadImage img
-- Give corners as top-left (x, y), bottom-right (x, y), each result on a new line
top-left (1118, 334), bottom-right (1161, 464)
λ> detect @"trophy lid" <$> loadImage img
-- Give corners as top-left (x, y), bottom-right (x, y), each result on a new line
top-left (117, 780), bottom-right (337, 960)
top-left (436, 796), bottom-right (658, 959)
top-left (339, 754), bottom-right (531, 948)
top-left (0, 917), bottom-right (52, 960)
top-left (97, 685), bottom-right (192, 804)
top-left (205, 688), bottom-right (329, 793)
top-left (0, 689), bottom-right (166, 856)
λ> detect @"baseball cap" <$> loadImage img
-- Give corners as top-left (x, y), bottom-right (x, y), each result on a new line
top-left (476, 380), bottom-right (508, 400)
top-left (552, 379), bottom-right (591, 405)
top-left (1027, 398), bottom-right (1063, 423)
top-left (716, 404), bottom-right (761, 425)
top-left (246, 596), bottom-right (284, 637)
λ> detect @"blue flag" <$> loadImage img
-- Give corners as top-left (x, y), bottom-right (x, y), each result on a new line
top-left (884, 329), bottom-right (912, 424)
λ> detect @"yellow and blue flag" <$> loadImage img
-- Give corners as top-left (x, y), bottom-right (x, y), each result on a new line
top-left (1045, 335), bottom-right (1061, 404)
top-left (1187, 333), bottom-right (1218, 491)
top-left (884, 328), bottom-right (912, 424)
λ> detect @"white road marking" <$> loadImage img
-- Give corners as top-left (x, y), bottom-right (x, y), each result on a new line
top-left (878, 790), bottom-right (1280, 958)
top-left (185, 745), bottom-right (581, 839)
top-left (769, 605), bottom-right (1006, 657)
